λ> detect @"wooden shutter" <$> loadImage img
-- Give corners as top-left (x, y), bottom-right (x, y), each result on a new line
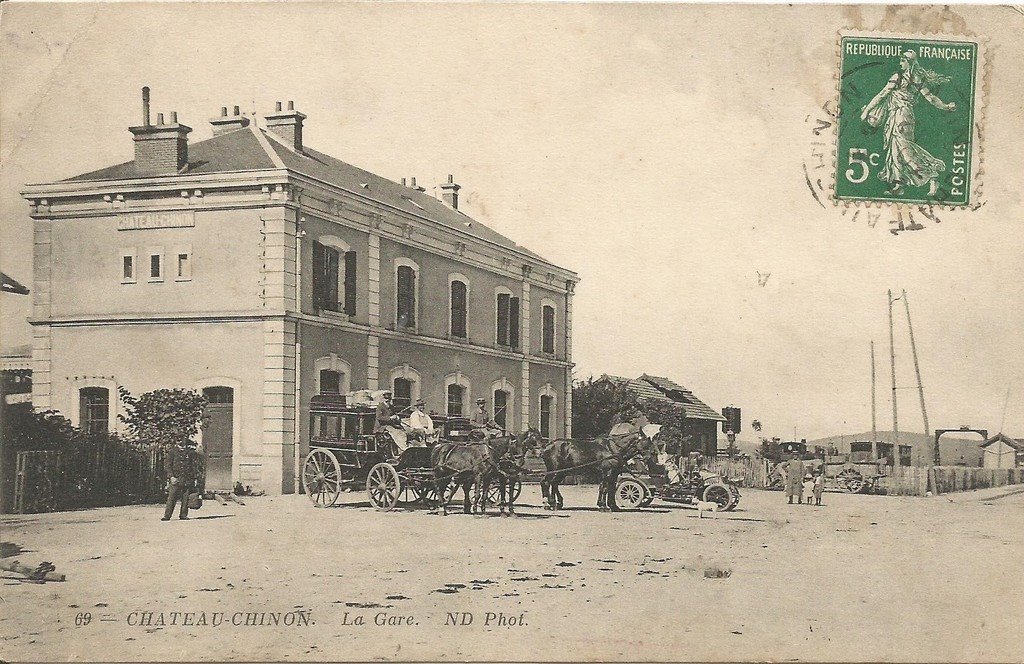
top-left (509, 296), bottom-right (520, 349)
top-left (312, 241), bottom-right (326, 310)
top-left (451, 281), bottom-right (467, 338)
top-left (397, 266), bottom-right (415, 327)
top-left (543, 305), bottom-right (555, 353)
top-left (496, 293), bottom-right (510, 346)
top-left (344, 251), bottom-right (357, 315)
top-left (326, 248), bottom-right (340, 310)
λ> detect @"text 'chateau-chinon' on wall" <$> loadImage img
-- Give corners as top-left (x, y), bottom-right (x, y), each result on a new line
top-left (22, 89), bottom-right (579, 495)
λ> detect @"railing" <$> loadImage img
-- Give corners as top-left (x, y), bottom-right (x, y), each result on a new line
top-left (12, 443), bottom-right (167, 514)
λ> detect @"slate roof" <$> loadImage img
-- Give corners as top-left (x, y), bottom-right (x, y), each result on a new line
top-left (64, 126), bottom-right (559, 268)
top-left (597, 373), bottom-right (725, 422)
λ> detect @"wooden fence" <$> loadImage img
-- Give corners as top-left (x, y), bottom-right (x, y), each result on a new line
top-left (13, 443), bottom-right (166, 514)
top-left (705, 458), bottom-right (772, 488)
top-left (872, 465), bottom-right (1023, 496)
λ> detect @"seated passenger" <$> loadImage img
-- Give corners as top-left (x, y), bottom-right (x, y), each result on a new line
top-left (406, 399), bottom-right (434, 446)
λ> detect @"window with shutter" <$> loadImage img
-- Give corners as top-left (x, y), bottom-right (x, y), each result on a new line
top-left (540, 395), bottom-right (553, 439)
top-left (80, 387), bottom-right (110, 434)
top-left (397, 265), bottom-right (416, 328)
top-left (496, 293), bottom-right (510, 346)
top-left (344, 251), bottom-right (357, 315)
top-left (542, 305), bottom-right (555, 354)
top-left (493, 390), bottom-right (508, 431)
top-left (447, 384), bottom-right (465, 416)
top-left (393, 378), bottom-right (413, 411)
top-left (451, 280), bottom-right (467, 338)
top-left (509, 296), bottom-right (520, 349)
top-left (312, 241), bottom-right (326, 310)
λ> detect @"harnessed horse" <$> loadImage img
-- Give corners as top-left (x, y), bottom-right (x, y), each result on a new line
top-left (539, 424), bottom-right (661, 511)
top-left (479, 428), bottom-right (544, 516)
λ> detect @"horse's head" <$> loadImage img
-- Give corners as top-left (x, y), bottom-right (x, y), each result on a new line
top-left (518, 427), bottom-right (545, 457)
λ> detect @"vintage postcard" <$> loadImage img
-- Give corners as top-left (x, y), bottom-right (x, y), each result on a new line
top-left (1, 3), bottom-right (1023, 663)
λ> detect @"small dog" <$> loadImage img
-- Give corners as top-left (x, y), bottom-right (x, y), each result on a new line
top-left (695, 500), bottom-right (718, 519)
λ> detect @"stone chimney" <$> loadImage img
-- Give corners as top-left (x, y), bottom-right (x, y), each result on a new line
top-left (128, 87), bottom-right (191, 176)
top-left (440, 174), bottom-right (461, 210)
top-left (210, 105), bottom-right (250, 136)
top-left (406, 177), bottom-right (425, 192)
top-left (264, 100), bottom-right (306, 151)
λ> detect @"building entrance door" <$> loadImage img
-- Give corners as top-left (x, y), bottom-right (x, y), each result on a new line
top-left (202, 387), bottom-right (234, 491)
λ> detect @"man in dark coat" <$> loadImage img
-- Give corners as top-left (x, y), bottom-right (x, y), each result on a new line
top-left (163, 441), bottom-right (198, 521)
top-left (785, 456), bottom-right (806, 504)
top-left (374, 391), bottom-right (400, 433)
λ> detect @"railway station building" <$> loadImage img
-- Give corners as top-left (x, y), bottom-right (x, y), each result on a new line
top-left (22, 93), bottom-right (578, 495)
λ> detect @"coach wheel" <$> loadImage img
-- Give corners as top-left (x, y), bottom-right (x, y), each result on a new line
top-left (302, 448), bottom-right (342, 507)
top-left (838, 469), bottom-right (864, 494)
top-left (616, 478), bottom-right (646, 509)
top-left (420, 483), bottom-right (458, 507)
top-left (702, 483), bottom-right (733, 511)
top-left (367, 463), bottom-right (401, 511)
top-left (486, 479), bottom-right (523, 507)
top-left (397, 486), bottom-right (421, 506)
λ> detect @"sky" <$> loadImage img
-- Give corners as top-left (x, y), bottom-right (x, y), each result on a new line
top-left (1, 3), bottom-right (1022, 441)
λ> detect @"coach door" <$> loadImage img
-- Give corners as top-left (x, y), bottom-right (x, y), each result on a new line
top-left (202, 387), bottom-right (234, 491)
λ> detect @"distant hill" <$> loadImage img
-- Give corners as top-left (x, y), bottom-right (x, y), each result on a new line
top-left (717, 430), bottom-right (985, 466)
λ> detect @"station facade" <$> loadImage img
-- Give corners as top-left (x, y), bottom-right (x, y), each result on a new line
top-left (23, 96), bottom-right (578, 494)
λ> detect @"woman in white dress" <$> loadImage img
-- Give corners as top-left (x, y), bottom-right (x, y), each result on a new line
top-left (860, 50), bottom-right (957, 197)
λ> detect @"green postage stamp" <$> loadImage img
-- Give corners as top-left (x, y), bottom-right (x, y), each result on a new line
top-left (835, 33), bottom-right (984, 207)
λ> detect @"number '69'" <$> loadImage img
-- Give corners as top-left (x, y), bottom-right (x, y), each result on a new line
top-left (845, 148), bottom-right (880, 184)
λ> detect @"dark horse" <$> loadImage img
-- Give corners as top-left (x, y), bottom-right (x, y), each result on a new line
top-left (479, 428), bottom-right (544, 516)
top-left (539, 425), bottom-right (661, 511)
top-left (430, 441), bottom-right (495, 516)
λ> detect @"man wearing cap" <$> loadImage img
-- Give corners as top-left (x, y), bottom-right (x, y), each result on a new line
top-left (162, 439), bottom-right (199, 521)
top-left (470, 398), bottom-right (501, 439)
top-left (407, 399), bottom-right (434, 445)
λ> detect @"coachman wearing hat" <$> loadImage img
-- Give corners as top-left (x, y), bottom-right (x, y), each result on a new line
top-left (470, 398), bottom-right (502, 439)
top-left (374, 391), bottom-right (401, 434)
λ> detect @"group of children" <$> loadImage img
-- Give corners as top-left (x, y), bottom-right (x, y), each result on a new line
top-left (800, 472), bottom-right (825, 506)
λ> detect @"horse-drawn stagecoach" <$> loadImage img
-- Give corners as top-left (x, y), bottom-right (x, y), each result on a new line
top-left (302, 393), bottom-right (525, 511)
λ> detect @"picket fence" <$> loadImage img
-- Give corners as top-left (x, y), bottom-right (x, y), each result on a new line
top-left (13, 443), bottom-right (166, 514)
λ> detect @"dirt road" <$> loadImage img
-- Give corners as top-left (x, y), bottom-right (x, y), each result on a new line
top-left (2, 484), bottom-right (1022, 661)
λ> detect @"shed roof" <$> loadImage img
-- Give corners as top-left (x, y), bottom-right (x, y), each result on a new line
top-left (981, 433), bottom-right (1024, 451)
top-left (597, 373), bottom-right (725, 422)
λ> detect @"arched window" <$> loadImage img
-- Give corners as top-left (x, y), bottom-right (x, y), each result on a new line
top-left (449, 273), bottom-right (469, 339)
top-left (389, 365), bottom-right (421, 413)
top-left (395, 258), bottom-right (419, 330)
top-left (313, 235), bottom-right (356, 315)
top-left (444, 372), bottom-right (471, 416)
top-left (491, 378), bottom-right (515, 432)
top-left (70, 377), bottom-right (118, 434)
top-left (541, 298), bottom-right (557, 355)
top-left (539, 384), bottom-right (558, 440)
top-left (495, 287), bottom-right (521, 349)
top-left (314, 355), bottom-right (352, 396)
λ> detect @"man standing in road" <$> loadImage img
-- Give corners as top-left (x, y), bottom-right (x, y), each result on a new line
top-left (162, 440), bottom-right (198, 521)
top-left (786, 455), bottom-right (806, 505)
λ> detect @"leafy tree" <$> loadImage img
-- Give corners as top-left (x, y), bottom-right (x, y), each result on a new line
top-left (118, 388), bottom-right (207, 449)
top-left (3, 408), bottom-right (77, 452)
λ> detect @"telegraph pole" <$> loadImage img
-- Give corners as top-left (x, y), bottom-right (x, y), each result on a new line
top-left (888, 290), bottom-right (899, 454)
top-left (870, 340), bottom-right (877, 442)
top-left (902, 290), bottom-right (930, 450)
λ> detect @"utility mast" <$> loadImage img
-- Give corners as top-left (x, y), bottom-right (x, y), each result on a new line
top-left (870, 340), bottom-right (877, 442)
top-left (903, 290), bottom-right (930, 440)
top-left (888, 290), bottom-right (899, 453)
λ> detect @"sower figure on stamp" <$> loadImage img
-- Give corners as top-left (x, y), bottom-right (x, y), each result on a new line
top-left (162, 439), bottom-right (199, 521)
top-left (860, 50), bottom-right (957, 197)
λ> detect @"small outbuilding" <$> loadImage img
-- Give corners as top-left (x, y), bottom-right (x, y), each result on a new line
top-left (980, 433), bottom-right (1024, 469)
